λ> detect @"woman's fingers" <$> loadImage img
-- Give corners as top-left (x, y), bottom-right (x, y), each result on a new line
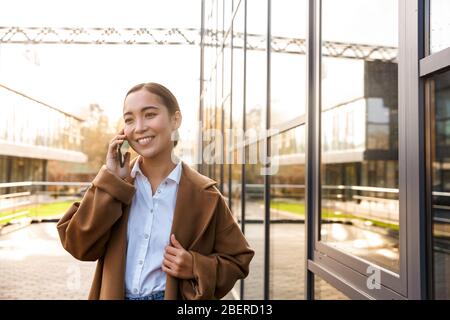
top-left (165, 245), bottom-right (179, 255)
top-left (162, 265), bottom-right (176, 277)
top-left (109, 134), bottom-right (126, 144)
top-left (164, 253), bottom-right (177, 264)
top-left (107, 138), bottom-right (125, 156)
top-left (163, 257), bottom-right (177, 270)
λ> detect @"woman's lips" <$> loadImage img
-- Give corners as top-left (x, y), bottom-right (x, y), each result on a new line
top-left (136, 136), bottom-right (155, 146)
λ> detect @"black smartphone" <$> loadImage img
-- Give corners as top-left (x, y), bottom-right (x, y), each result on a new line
top-left (117, 140), bottom-right (130, 168)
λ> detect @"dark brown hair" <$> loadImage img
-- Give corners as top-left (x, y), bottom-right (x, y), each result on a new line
top-left (124, 82), bottom-right (180, 147)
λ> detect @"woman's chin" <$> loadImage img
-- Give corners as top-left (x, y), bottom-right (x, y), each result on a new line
top-left (137, 147), bottom-right (159, 159)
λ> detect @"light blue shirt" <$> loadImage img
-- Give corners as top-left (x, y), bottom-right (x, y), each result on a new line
top-left (125, 157), bottom-right (182, 298)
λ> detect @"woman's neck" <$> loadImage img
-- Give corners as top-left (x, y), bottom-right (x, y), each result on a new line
top-left (140, 149), bottom-right (179, 182)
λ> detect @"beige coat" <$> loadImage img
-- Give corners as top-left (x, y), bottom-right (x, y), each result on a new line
top-left (57, 157), bottom-right (254, 300)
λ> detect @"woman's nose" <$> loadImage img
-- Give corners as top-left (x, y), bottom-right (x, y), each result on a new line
top-left (135, 118), bottom-right (147, 132)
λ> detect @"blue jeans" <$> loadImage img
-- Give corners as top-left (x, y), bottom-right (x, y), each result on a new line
top-left (125, 291), bottom-right (165, 300)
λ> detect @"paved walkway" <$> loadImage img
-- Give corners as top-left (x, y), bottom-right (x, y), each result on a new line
top-left (0, 222), bottom-right (234, 300)
top-left (0, 222), bottom-right (96, 299)
top-left (0, 220), bottom-right (351, 300)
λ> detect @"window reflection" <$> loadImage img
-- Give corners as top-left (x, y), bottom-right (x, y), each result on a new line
top-left (430, 0), bottom-right (450, 54)
top-left (269, 126), bottom-right (305, 299)
top-left (428, 70), bottom-right (450, 299)
top-left (244, 145), bottom-right (264, 299)
top-left (245, 0), bottom-right (267, 131)
top-left (0, 85), bottom-right (83, 152)
top-left (230, 3), bottom-right (245, 298)
top-left (320, 0), bottom-right (399, 273)
top-left (270, 0), bottom-right (307, 126)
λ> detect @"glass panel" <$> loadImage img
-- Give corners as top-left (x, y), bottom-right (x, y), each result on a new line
top-left (428, 70), bottom-right (450, 299)
top-left (269, 126), bottom-right (306, 299)
top-left (224, 37), bottom-right (232, 99)
top-left (314, 275), bottom-right (350, 300)
top-left (430, 0), bottom-right (450, 54)
top-left (243, 144), bottom-right (264, 299)
top-left (270, 0), bottom-right (307, 126)
top-left (223, 0), bottom-right (232, 32)
top-left (320, 0), bottom-right (400, 273)
top-left (0, 157), bottom-right (6, 187)
top-left (0, 85), bottom-right (83, 152)
top-left (230, 4), bottom-right (244, 299)
top-left (231, 160), bottom-right (243, 299)
top-left (246, 0), bottom-right (267, 131)
top-left (214, 56), bottom-right (223, 185)
top-left (223, 97), bottom-right (231, 199)
top-left (232, 4), bottom-right (244, 135)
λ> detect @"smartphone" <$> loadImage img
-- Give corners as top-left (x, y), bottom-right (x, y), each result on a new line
top-left (117, 140), bottom-right (130, 168)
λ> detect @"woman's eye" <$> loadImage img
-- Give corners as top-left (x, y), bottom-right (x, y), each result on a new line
top-left (145, 113), bottom-right (157, 118)
top-left (124, 118), bottom-right (133, 124)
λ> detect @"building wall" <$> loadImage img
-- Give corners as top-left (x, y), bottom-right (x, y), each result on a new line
top-left (0, 84), bottom-right (87, 193)
top-left (199, 0), bottom-right (450, 300)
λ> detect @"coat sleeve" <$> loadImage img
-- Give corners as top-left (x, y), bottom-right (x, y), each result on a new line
top-left (56, 166), bottom-right (135, 261)
top-left (180, 193), bottom-right (255, 300)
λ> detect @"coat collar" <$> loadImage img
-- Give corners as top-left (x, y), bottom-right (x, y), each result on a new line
top-left (125, 156), bottom-right (219, 299)
top-left (125, 156), bottom-right (219, 249)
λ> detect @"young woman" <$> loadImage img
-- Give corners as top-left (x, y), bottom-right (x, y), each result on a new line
top-left (57, 82), bottom-right (254, 300)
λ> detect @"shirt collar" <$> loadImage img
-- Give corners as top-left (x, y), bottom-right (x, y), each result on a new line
top-left (130, 156), bottom-right (183, 185)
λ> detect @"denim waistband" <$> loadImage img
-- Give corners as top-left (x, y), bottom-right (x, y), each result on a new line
top-left (125, 290), bottom-right (165, 300)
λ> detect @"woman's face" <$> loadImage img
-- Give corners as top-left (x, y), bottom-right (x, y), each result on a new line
top-left (123, 89), bottom-right (181, 159)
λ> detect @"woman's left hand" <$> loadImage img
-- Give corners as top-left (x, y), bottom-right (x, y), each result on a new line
top-left (162, 234), bottom-right (194, 280)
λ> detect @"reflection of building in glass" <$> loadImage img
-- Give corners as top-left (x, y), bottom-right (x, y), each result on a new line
top-left (198, 0), bottom-right (449, 300)
top-left (429, 71), bottom-right (450, 299)
top-left (321, 59), bottom-right (400, 272)
top-left (0, 84), bottom-right (87, 194)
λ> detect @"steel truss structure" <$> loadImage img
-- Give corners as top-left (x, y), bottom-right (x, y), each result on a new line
top-left (0, 26), bottom-right (397, 62)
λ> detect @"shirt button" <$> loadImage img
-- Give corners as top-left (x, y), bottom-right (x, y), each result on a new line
top-left (158, 190), bottom-right (161, 193)
top-left (150, 209), bottom-right (154, 213)
top-left (139, 260), bottom-right (143, 265)
top-left (133, 289), bottom-right (138, 294)
top-left (144, 234), bottom-right (149, 239)
top-left (164, 181), bottom-right (168, 185)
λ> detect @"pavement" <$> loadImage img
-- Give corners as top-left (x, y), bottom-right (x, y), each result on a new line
top-left (0, 222), bottom-right (96, 299)
top-left (1, 216), bottom-right (352, 300)
top-left (0, 221), bottom-right (235, 300)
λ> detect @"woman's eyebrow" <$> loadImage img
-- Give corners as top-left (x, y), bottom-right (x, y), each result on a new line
top-left (123, 105), bottom-right (159, 116)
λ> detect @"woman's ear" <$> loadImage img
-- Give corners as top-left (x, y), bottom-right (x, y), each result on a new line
top-left (172, 111), bottom-right (182, 130)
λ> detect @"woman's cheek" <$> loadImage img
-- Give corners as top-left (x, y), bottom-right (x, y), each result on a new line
top-left (123, 124), bottom-right (133, 136)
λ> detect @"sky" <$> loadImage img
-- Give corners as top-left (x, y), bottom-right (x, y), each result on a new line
top-left (0, 0), bottom-right (400, 134)
top-left (0, 0), bottom-right (201, 133)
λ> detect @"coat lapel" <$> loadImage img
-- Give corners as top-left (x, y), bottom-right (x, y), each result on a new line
top-left (122, 157), bottom-right (218, 300)
top-left (164, 162), bottom-right (218, 299)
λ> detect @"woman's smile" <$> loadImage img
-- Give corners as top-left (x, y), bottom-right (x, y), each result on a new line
top-left (136, 135), bottom-right (156, 146)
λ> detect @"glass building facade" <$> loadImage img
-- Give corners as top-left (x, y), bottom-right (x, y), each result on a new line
top-left (0, 84), bottom-right (87, 194)
top-left (198, 0), bottom-right (450, 299)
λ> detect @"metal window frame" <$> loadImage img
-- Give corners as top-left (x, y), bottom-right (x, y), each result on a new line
top-left (240, 0), bottom-right (247, 299)
top-left (304, 0), bottom-right (428, 300)
top-left (421, 0), bottom-right (450, 300)
top-left (201, 0), bottom-right (435, 300)
top-left (263, 0), bottom-right (272, 301)
top-left (305, 0), bottom-right (320, 300)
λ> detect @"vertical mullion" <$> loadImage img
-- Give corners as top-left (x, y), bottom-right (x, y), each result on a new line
top-left (263, 0), bottom-right (271, 301)
top-left (220, 0), bottom-right (225, 193)
top-left (305, 0), bottom-right (321, 300)
top-left (199, 0), bottom-right (205, 174)
top-left (229, 1), bottom-right (233, 212)
top-left (422, 0), bottom-right (433, 300)
top-left (240, 0), bottom-right (247, 300)
top-left (401, 0), bottom-right (427, 299)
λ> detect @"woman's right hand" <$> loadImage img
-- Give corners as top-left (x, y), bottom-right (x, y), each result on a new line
top-left (106, 129), bottom-right (131, 179)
